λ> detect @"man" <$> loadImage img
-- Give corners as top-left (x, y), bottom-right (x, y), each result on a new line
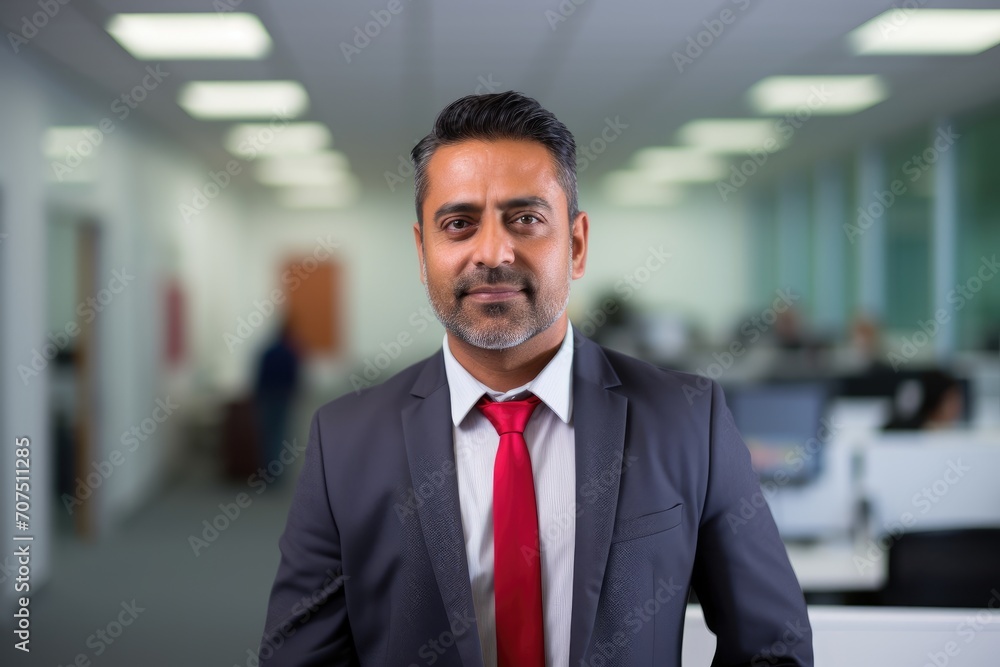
top-left (259, 91), bottom-right (813, 666)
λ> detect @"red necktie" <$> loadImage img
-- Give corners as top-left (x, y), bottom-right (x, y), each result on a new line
top-left (476, 393), bottom-right (545, 667)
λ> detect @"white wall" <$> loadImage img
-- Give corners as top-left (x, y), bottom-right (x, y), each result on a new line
top-left (0, 47), bottom-right (53, 600)
top-left (578, 193), bottom-right (751, 342)
top-left (0, 45), bottom-right (255, 584)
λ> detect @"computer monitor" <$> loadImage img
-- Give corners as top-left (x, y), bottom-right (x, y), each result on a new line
top-left (837, 369), bottom-right (973, 425)
top-left (725, 382), bottom-right (830, 486)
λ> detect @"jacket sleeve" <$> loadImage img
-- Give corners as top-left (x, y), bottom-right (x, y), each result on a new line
top-left (689, 380), bottom-right (814, 666)
top-left (258, 410), bottom-right (360, 666)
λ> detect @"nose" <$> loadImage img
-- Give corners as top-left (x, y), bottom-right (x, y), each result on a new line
top-left (470, 214), bottom-right (515, 268)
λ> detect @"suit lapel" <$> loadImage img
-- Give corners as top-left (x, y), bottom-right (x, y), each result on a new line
top-left (568, 331), bottom-right (628, 666)
top-left (402, 352), bottom-right (485, 667)
top-left (401, 332), bottom-right (626, 667)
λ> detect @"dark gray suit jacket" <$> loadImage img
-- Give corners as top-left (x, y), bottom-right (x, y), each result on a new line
top-left (259, 328), bottom-right (813, 666)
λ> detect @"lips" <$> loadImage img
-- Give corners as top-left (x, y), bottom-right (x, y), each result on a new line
top-left (464, 285), bottom-right (525, 301)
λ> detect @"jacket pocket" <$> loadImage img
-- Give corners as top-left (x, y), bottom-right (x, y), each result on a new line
top-left (610, 503), bottom-right (683, 544)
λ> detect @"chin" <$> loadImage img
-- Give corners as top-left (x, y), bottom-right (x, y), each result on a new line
top-left (457, 320), bottom-right (537, 350)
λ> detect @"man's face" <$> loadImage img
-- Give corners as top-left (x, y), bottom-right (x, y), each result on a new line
top-left (413, 139), bottom-right (588, 350)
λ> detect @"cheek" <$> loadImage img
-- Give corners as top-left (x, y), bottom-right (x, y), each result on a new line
top-left (538, 248), bottom-right (571, 283)
top-left (424, 255), bottom-right (461, 294)
top-left (423, 252), bottom-right (450, 281)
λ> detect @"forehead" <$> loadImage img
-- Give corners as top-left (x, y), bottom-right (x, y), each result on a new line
top-left (423, 139), bottom-right (564, 204)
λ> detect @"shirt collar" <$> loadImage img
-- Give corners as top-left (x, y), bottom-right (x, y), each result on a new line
top-left (441, 320), bottom-right (575, 427)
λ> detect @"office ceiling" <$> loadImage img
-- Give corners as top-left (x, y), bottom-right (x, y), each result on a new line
top-left (3, 0), bottom-right (1000, 199)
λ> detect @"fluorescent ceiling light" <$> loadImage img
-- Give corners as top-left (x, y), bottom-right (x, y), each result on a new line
top-left (278, 184), bottom-right (360, 209)
top-left (677, 119), bottom-right (788, 153)
top-left (602, 171), bottom-right (682, 207)
top-left (107, 13), bottom-right (272, 60)
top-left (224, 122), bottom-right (331, 158)
top-left (748, 75), bottom-right (888, 115)
top-left (255, 151), bottom-right (352, 187)
top-left (631, 148), bottom-right (729, 182)
top-left (178, 81), bottom-right (308, 119)
top-left (848, 9), bottom-right (1000, 55)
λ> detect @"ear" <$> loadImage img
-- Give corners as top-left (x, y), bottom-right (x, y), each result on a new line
top-left (570, 211), bottom-right (589, 280)
top-left (412, 221), bottom-right (425, 283)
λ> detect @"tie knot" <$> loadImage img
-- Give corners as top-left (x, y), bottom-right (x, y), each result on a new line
top-left (476, 393), bottom-right (541, 436)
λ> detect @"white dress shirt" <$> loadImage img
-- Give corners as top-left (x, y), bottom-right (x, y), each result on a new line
top-left (442, 321), bottom-right (577, 667)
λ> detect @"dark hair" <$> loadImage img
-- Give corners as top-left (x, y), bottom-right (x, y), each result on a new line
top-left (410, 91), bottom-right (579, 229)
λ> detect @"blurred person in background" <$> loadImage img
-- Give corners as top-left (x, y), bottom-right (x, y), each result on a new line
top-left (253, 317), bottom-right (301, 467)
top-left (848, 313), bottom-right (894, 376)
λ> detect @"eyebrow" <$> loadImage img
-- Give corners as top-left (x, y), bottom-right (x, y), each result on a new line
top-left (433, 196), bottom-right (553, 222)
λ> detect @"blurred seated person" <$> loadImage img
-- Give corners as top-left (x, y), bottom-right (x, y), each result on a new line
top-left (774, 307), bottom-right (806, 351)
top-left (849, 314), bottom-right (893, 375)
top-left (766, 305), bottom-right (828, 378)
top-left (883, 369), bottom-right (964, 431)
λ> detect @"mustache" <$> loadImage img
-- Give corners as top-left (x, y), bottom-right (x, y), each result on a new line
top-left (454, 266), bottom-right (534, 297)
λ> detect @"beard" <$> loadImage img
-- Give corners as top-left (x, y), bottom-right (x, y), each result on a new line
top-left (422, 249), bottom-right (572, 350)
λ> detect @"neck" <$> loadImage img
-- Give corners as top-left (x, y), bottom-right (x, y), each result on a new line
top-left (447, 314), bottom-right (568, 392)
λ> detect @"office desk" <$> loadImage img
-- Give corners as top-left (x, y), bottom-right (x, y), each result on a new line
top-left (682, 604), bottom-right (1000, 666)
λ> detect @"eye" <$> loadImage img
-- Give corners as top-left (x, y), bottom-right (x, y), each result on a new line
top-left (444, 219), bottom-right (472, 231)
top-left (514, 214), bottom-right (540, 225)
